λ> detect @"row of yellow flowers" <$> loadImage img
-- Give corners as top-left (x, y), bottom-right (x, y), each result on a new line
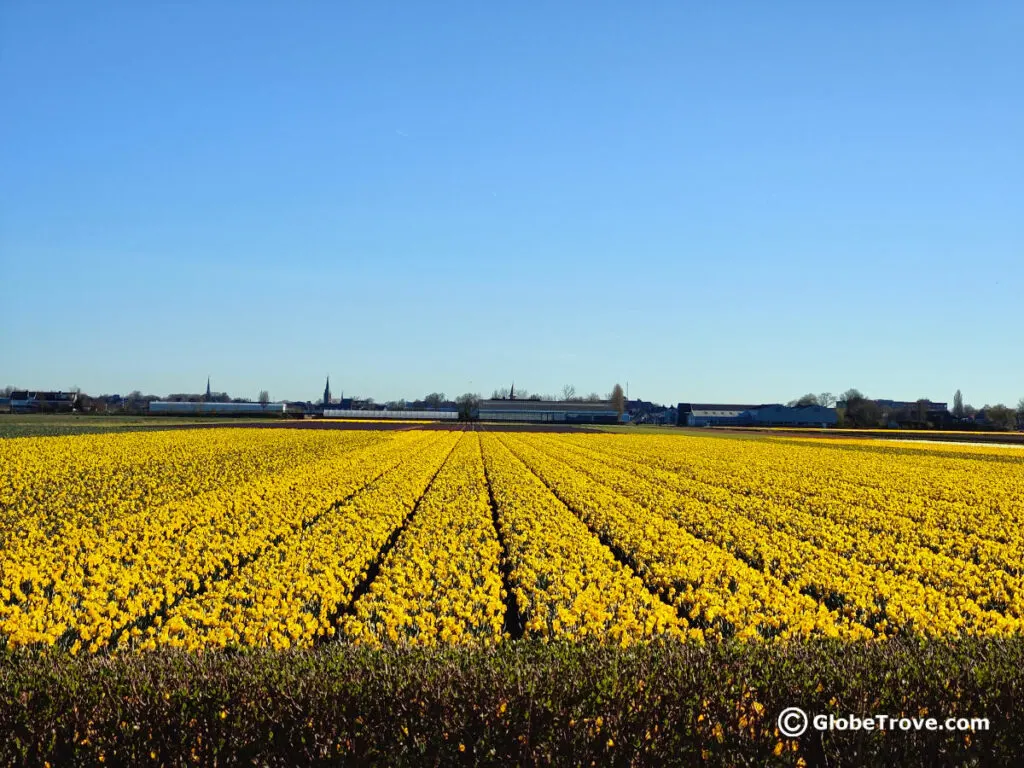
top-left (151, 433), bottom-right (460, 651)
top-left (574, 434), bottom-right (1024, 614)
top-left (520, 433), bottom-right (1022, 636)
top-left (0, 430), bottom-right (438, 650)
top-left (494, 435), bottom-right (856, 641)
top-left (0, 429), bottom-right (375, 551)
top-left (480, 434), bottom-right (689, 644)
top-left (342, 434), bottom-right (504, 646)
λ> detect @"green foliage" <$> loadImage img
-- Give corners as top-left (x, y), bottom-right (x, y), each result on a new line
top-left (1, 638), bottom-right (1021, 766)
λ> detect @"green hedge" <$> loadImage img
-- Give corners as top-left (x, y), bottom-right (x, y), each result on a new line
top-left (1, 638), bottom-right (1021, 766)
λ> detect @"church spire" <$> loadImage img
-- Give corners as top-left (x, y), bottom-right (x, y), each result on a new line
top-left (205, 376), bottom-right (211, 401)
top-left (323, 376), bottom-right (331, 406)
top-left (510, 381), bottom-right (515, 400)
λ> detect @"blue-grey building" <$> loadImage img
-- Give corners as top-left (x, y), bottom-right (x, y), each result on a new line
top-left (678, 402), bottom-right (838, 427)
top-left (739, 404), bottom-right (838, 427)
top-left (677, 403), bottom-right (757, 427)
top-left (478, 399), bottom-right (619, 424)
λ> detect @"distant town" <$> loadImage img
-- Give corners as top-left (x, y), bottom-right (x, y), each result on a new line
top-left (2, 381), bottom-right (1021, 431)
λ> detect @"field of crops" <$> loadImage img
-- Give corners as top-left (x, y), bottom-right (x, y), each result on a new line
top-left (2, 427), bottom-right (1023, 653)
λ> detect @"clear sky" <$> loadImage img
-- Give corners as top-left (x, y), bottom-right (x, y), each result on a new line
top-left (2, 3), bottom-right (1021, 407)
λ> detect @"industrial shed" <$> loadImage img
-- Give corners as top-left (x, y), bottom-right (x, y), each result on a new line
top-left (740, 404), bottom-right (838, 427)
top-left (677, 404), bottom-right (757, 427)
top-left (149, 401), bottom-right (290, 416)
top-left (322, 409), bottom-right (457, 420)
top-left (477, 400), bottom-right (620, 424)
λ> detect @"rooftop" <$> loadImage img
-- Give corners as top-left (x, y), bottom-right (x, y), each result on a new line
top-left (479, 399), bottom-right (617, 412)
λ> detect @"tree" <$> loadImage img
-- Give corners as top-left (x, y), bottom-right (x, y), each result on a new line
top-left (953, 389), bottom-right (965, 419)
top-left (611, 383), bottom-right (625, 417)
top-left (985, 404), bottom-right (1016, 431)
top-left (915, 398), bottom-right (930, 425)
top-left (561, 384), bottom-right (576, 401)
top-left (424, 392), bottom-right (446, 408)
top-left (258, 390), bottom-right (270, 405)
top-left (1017, 398), bottom-right (1024, 428)
top-left (788, 393), bottom-right (819, 407)
top-left (841, 388), bottom-right (864, 404)
top-left (964, 405), bottom-right (978, 419)
top-left (491, 387), bottom-right (510, 400)
top-left (818, 392), bottom-right (836, 408)
top-left (456, 393), bottom-right (480, 420)
top-left (841, 389), bottom-right (882, 427)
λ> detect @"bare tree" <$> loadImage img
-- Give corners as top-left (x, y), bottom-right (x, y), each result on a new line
top-left (491, 387), bottom-right (511, 400)
top-left (258, 390), bottom-right (270, 405)
top-left (610, 383), bottom-right (625, 416)
top-left (561, 384), bottom-right (576, 401)
top-left (1016, 398), bottom-right (1024, 428)
top-left (818, 392), bottom-right (836, 408)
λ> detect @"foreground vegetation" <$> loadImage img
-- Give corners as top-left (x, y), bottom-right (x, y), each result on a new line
top-left (2, 638), bottom-right (1021, 767)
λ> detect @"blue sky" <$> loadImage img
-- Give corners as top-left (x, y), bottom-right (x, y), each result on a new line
top-left (2, 3), bottom-right (1021, 407)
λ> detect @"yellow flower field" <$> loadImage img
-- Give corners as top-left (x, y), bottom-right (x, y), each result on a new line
top-left (1, 428), bottom-right (1021, 651)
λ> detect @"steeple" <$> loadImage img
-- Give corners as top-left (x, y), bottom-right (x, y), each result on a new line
top-left (323, 376), bottom-right (331, 406)
top-left (205, 377), bottom-right (211, 401)
top-left (510, 381), bottom-right (515, 400)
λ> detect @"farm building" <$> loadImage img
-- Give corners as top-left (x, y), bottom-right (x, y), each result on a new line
top-left (679, 402), bottom-right (838, 427)
top-left (739, 404), bottom-right (838, 427)
top-left (148, 401), bottom-right (293, 416)
top-left (322, 408), bottom-right (458, 420)
top-left (0, 397), bottom-right (10, 414)
top-left (477, 399), bottom-right (620, 424)
top-left (677, 404), bottom-right (757, 427)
